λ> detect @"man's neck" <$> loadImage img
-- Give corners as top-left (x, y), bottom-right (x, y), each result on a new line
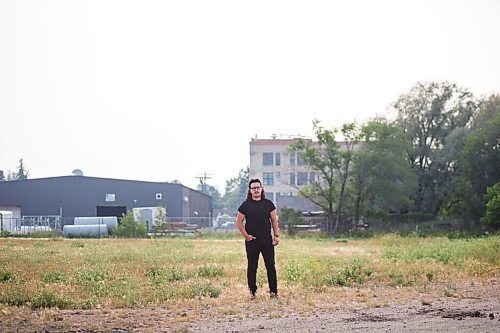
top-left (251, 195), bottom-right (262, 201)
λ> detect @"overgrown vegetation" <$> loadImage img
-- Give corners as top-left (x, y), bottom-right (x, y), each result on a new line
top-left (113, 211), bottom-right (147, 238)
top-left (481, 182), bottom-right (500, 227)
top-left (279, 208), bottom-right (303, 236)
top-left (286, 84), bottom-right (499, 235)
top-left (0, 235), bottom-right (497, 309)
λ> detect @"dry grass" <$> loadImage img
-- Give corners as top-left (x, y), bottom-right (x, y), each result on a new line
top-left (0, 234), bottom-right (498, 313)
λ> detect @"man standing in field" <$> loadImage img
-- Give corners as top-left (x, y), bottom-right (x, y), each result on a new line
top-left (236, 178), bottom-right (280, 300)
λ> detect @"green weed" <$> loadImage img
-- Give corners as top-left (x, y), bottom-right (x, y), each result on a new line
top-left (283, 262), bottom-right (307, 283)
top-left (31, 291), bottom-right (70, 309)
top-left (325, 259), bottom-right (367, 287)
top-left (70, 242), bottom-right (85, 248)
top-left (42, 270), bottom-right (67, 283)
top-left (197, 265), bottom-right (224, 277)
top-left (168, 267), bottom-right (190, 282)
top-left (0, 271), bottom-right (14, 282)
top-left (192, 283), bottom-right (221, 298)
top-left (145, 266), bottom-right (167, 285)
top-left (75, 267), bottom-right (110, 285)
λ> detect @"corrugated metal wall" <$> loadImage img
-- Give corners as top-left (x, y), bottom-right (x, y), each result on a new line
top-left (0, 176), bottom-right (212, 225)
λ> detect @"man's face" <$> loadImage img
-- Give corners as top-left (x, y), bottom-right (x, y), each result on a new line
top-left (249, 183), bottom-right (262, 198)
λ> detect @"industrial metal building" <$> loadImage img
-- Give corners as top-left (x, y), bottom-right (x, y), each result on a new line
top-left (0, 175), bottom-right (212, 229)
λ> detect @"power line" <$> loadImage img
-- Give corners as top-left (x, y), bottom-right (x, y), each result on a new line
top-left (196, 172), bottom-right (212, 192)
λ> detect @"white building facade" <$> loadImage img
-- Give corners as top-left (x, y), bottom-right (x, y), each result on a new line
top-left (249, 137), bottom-right (317, 205)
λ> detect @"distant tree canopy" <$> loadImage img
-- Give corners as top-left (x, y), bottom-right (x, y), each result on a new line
top-left (349, 119), bottom-right (417, 224)
top-left (1, 159), bottom-right (29, 181)
top-left (15, 159), bottom-right (29, 180)
top-left (289, 82), bottom-right (499, 234)
top-left (197, 183), bottom-right (223, 209)
top-left (451, 108), bottom-right (500, 221)
top-left (221, 167), bottom-right (249, 214)
top-left (481, 182), bottom-right (500, 227)
top-left (393, 81), bottom-right (476, 214)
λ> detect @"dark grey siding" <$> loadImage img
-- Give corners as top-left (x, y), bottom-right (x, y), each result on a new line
top-left (0, 176), bottom-right (212, 225)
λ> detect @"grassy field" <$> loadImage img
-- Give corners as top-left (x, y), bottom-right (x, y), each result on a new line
top-left (0, 233), bottom-right (498, 311)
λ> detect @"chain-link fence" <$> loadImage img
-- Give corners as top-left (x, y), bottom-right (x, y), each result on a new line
top-left (0, 215), bottom-right (61, 235)
top-left (0, 215), bottom-right (233, 236)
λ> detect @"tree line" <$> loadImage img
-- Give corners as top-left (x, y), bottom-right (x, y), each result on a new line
top-left (290, 81), bottom-right (499, 235)
top-left (4, 81), bottom-right (498, 235)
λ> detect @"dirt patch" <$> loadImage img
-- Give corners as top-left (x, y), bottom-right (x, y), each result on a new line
top-left (187, 299), bottom-right (500, 333)
top-left (1, 280), bottom-right (500, 332)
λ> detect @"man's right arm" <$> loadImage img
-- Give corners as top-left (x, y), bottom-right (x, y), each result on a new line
top-left (236, 212), bottom-right (255, 241)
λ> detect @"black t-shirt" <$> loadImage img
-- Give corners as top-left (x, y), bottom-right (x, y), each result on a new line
top-left (238, 198), bottom-right (276, 237)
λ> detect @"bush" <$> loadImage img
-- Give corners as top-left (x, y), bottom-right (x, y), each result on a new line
top-left (481, 182), bottom-right (500, 227)
top-left (280, 207), bottom-right (303, 236)
top-left (114, 211), bottom-right (148, 238)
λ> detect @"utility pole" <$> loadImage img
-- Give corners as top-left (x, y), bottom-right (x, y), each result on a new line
top-left (196, 172), bottom-right (212, 193)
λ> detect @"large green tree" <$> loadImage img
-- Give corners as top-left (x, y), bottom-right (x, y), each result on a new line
top-left (349, 119), bottom-right (417, 228)
top-left (290, 121), bottom-right (361, 235)
top-left (393, 81), bottom-right (476, 215)
top-left (480, 182), bottom-right (500, 227)
top-left (451, 98), bottom-right (500, 222)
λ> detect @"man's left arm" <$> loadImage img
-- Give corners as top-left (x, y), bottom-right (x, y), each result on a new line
top-left (270, 209), bottom-right (279, 246)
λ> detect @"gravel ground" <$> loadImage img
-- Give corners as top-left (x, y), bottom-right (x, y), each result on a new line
top-left (189, 299), bottom-right (500, 333)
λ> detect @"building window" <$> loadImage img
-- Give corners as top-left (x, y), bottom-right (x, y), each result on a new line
top-left (267, 192), bottom-right (274, 202)
top-left (263, 172), bottom-right (274, 185)
top-left (275, 172), bottom-right (281, 185)
top-left (289, 172), bottom-right (295, 186)
top-left (290, 151), bottom-right (305, 166)
top-left (297, 172), bottom-right (308, 185)
top-left (275, 153), bottom-right (281, 166)
top-left (309, 172), bottom-right (316, 184)
top-left (263, 153), bottom-right (274, 166)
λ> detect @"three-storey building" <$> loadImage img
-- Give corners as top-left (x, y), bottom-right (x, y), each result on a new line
top-left (249, 136), bottom-right (319, 211)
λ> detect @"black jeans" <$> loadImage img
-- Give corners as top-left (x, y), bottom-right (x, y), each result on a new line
top-left (245, 235), bottom-right (277, 294)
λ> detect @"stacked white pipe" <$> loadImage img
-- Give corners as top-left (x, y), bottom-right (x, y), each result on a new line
top-left (63, 216), bottom-right (118, 238)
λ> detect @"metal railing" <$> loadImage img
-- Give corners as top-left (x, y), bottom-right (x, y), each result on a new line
top-left (0, 215), bottom-right (61, 235)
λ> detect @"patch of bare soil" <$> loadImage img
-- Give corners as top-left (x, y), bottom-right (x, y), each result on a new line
top-left (188, 299), bottom-right (500, 333)
top-left (1, 280), bottom-right (499, 332)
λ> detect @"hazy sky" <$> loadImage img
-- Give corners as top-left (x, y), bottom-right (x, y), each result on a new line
top-left (1, 0), bottom-right (499, 193)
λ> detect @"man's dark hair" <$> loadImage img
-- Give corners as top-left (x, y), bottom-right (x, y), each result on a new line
top-left (247, 178), bottom-right (266, 200)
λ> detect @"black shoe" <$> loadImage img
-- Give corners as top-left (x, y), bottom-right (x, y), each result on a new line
top-left (270, 292), bottom-right (279, 299)
top-left (250, 291), bottom-right (256, 300)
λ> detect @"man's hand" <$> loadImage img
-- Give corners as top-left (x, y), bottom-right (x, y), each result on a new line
top-left (245, 234), bottom-right (256, 241)
top-left (272, 235), bottom-right (280, 246)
